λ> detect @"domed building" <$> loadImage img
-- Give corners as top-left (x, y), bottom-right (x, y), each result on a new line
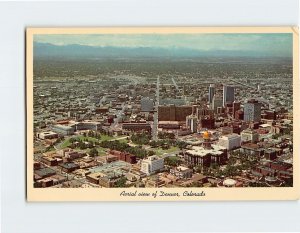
top-left (184, 131), bottom-right (228, 167)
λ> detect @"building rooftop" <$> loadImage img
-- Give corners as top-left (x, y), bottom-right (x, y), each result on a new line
top-left (186, 144), bottom-right (226, 157)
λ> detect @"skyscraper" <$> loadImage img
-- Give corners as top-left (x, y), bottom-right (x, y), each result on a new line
top-left (232, 101), bottom-right (241, 116)
top-left (186, 114), bottom-right (198, 133)
top-left (212, 95), bottom-right (223, 113)
top-left (223, 85), bottom-right (235, 107)
top-left (208, 84), bottom-right (215, 104)
top-left (243, 99), bottom-right (262, 122)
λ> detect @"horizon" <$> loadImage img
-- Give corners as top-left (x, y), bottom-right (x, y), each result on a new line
top-left (34, 33), bottom-right (293, 58)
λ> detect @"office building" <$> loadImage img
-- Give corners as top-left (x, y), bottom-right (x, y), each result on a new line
top-left (223, 85), bottom-right (235, 107)
top-left (244, 99), bottom-right (262, 122)
top-left (158, 105), bottom-right (192, 121)
top-left (208, 84), bottom-right (215, 103)
top-left (232, 101), bottom-right (241, 116)
top-left (141, 155), bottom-right (164, 175)
top-left (218, 133), bottom-right (241, 150)
top-left (186, 114), bottom-right (198, 133)
top-left (241, 128), bottom-right (259, 143)
top-left (212, 95), bottom-right (223, 113)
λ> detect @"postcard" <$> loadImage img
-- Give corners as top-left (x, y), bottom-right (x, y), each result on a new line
top-left (26, 27), bottom-right (299, 201)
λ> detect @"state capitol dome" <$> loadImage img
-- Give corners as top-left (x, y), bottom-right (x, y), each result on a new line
top-left (203, 131), bottom-right (210, 140)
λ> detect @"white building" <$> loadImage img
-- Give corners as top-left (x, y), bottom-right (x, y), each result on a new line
top-left (241, 128), bottom-right (259, 143)
top-left (186, 114), bottom-right (198, 133)
top-left (170, 166), bottom-right (193, 179)
top-left (37, 131), bottom-right (58, 140)
top-left (218, 133), bottom-right (241, 150)
top-left (141, 155), bottom-right (164, 175)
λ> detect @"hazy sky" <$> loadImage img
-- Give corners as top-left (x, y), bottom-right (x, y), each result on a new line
top-left (34, 33), bottom-right (293, 57)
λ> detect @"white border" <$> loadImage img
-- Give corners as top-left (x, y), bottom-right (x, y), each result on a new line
top-left (1, 0), bottom-right (299, 233)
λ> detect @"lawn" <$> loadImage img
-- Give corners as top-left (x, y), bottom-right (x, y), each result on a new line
top-left (96, 147), bottom-right (108, 156)
top-left (152, 146), bottom-right (180, 156)
top-left (58, 134), bottom-right (124, 149)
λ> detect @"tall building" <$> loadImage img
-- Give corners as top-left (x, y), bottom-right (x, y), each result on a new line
top-left (158, 105), bottom-right (192, 121)
top-left (208, 84), bottom-right (215, 104)
top-left (141, 97), bottom-right (154, 112)
top-left (212, 95), bottom-right (223, 113)
top-left (232, 101), bottom-right (241, 116)
top-left (186, 114), bottom-right (198, 133)
top-left (244, 99), bottom-right (262, 122)
top-left (223, 85), bottom-right (235, 107)
top-left (141, 156), bottom-right (164, 175)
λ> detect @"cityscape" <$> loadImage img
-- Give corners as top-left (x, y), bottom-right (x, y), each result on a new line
top-left (32, 33), bottom-right (293, 188)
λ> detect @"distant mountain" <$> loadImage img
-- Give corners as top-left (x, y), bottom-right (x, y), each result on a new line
top-left (33, 42), bottom-right (290, 60)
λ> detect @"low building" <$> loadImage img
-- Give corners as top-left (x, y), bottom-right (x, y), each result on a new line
top-left (218, 133), bottom-right (241, 150)
top-left (170, 166), bottom-right (193, 179)
top-left (141, 155), bottom-right (164, 175)
top-left (109, 150), bottom-right (137, 164)
top-left (122, 122), bottom-right (151, 133)
top-left (41, 156), bottom-right (60, 166)
top-left (59, 162), bottom-right (80, 173)
top-left (37, 131), bottom-right (58, 140)
top-left (158, 121), bottom-right (180, 129)
top-left (51, 124), bottom-right (75, 136)
top-left (75, 121), bottom-right (101, 131)
top-left (240, 143), bottom-right (264, 156)
top-left (241, 128), bottom-right (259, 143)
top-left (34, 167), bottom-right (56, 180)
top-left (86, 172), bottom-right (106, 184)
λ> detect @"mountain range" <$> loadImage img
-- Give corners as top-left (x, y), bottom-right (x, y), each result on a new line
top-left (33, 42), bottom-right (291, 60)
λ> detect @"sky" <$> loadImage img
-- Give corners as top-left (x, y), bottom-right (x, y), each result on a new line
top-left (34, 33), bottom-right (293, 57)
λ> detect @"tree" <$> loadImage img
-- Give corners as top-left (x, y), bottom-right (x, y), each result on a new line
top-left (114, 177), bottom-right (127, 188)
top-left (148, 150), bottom-right (155, 156)
top-left (164, 157), bottom-right (181, 167)
top-left (89, 148), bottom-right (98, 157)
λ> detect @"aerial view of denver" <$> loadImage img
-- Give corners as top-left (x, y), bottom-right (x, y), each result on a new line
top-left (32, 33), bottom-right (293, 188)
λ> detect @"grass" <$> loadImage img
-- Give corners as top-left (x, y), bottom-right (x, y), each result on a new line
top-left (152, 146), bottom-right (179, 156)
top-left (59, 140), bottom-right (71, 149)
top-left (59, 134), bottom-right (122, 149)
top-left (97, 147), bottom-right (107, 156)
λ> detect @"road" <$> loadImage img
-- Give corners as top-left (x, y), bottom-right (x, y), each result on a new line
top-left (171, 77), bottom-right (179, 91)
top-left (111, 102), bottom-right (126, 130)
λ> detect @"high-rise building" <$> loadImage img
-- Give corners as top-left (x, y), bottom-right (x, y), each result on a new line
top-left (223, 85), bottom-right (235, 107)
top-left (158, 105), bottom-right (192, 121)
top-left (232, 101), bottom-right (241, 116)
top-left (208, 84), bottom-right (215, 104)
top-left (186, 114), bottom-right (198, 133)
top-left (141, 97), bottom-right (154, 112)
top-left (212, 95), bottom-right (223, 113)
top-left (243, 99), bottom-right (262, 122)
